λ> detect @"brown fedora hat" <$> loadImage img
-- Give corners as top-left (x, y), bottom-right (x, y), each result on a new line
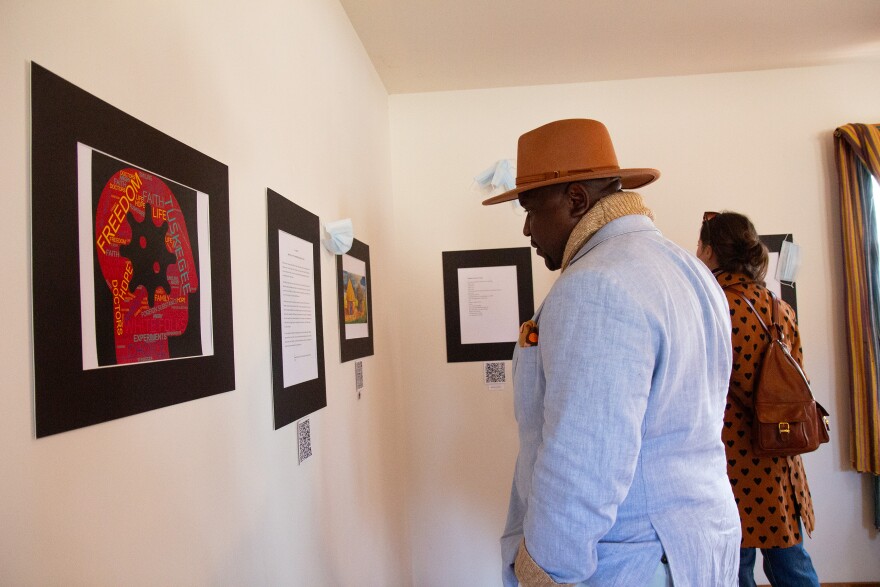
top-left (482, 119), bottom-right (660, 205)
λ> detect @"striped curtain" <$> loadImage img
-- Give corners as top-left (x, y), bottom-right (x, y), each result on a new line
top-left (834, 123), bottom-right (880, 528)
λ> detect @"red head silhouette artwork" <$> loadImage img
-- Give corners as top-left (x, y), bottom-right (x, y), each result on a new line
top-left (94, 167), bottom-right (199, 365)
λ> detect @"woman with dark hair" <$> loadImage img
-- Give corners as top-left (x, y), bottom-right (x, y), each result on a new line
top-left (697, 211), bottom-right (819, 587)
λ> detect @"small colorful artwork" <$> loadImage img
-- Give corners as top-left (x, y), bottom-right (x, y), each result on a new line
top-left (342, 271), bottom-right (368, 325)
top-left (335, 240), bottom-right (373, 362)
top-left (341, 252), bottom-right (369, 340)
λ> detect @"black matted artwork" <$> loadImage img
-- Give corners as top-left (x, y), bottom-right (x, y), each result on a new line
top-left (442, 247), bottom-right (534, 362)
top-left (31, 63), bottom-right (235, 437)
top-left (336, 239), bottom-right (374, 362)
top-left (267, 189), bottom-right (326, 429)
top-left (760, 234), bottom-right (798, 314)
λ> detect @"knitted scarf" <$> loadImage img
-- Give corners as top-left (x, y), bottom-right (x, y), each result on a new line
top-left (561, 191), bottom-right (654, 272)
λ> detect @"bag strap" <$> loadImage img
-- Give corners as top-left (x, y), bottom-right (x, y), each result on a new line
top-left (723, 283), bottom-right (810, 384)
top-left (767, 290), bottom-right (784, 342)
top-left (722, 284), bottom-right (784, 344)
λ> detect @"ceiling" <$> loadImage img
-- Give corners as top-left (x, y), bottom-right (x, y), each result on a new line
top-left (337, 0), bottom-right (880, 94)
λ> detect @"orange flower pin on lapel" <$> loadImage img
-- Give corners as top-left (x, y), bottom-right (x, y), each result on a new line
top-left (519, 320), bottom-right (539, 347)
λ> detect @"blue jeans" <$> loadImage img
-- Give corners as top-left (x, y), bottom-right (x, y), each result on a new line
top-left (738, 529), bottom-right (819, 587)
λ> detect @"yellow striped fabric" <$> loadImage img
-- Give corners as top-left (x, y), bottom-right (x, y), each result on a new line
top-left (834, 123), bottom-right (880, 474)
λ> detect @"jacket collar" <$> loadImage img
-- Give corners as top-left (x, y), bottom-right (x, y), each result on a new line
top-left (567, 214), bottom-right (659, 268)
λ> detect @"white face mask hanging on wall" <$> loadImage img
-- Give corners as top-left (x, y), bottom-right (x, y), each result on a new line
top-left (775, 239), bottom-right (801, 283)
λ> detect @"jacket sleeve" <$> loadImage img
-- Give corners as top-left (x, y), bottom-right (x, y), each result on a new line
top-left (520, 273), bottom-right (656, 584)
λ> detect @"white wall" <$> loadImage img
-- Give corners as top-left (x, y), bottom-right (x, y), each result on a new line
top-left (1, 1), bottom-right (411, 585)
top-left (390, 61), bottom-right (880, 585)
top-left (4, 1), bottom-right (880, 585)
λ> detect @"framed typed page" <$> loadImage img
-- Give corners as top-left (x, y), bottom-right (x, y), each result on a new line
top-left (266, 189), bottom-right (327, 429)
top-left (441, 247), bottom-right (534, 362)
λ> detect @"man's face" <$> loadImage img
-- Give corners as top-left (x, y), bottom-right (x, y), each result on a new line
top-left (519, 183), bottom-right (580, 271)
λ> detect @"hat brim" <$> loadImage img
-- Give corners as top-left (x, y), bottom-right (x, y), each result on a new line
top-left (481, 167), bottom-right (660, 205)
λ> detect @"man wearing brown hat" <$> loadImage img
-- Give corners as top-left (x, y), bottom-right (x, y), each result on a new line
top-left (487, 120), bottom-right (740, 586)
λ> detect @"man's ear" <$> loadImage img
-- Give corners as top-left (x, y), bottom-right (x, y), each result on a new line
top-left (566, 177), bottom-right (622, 217)
top-left (565, 182), bottom-right (591, 217)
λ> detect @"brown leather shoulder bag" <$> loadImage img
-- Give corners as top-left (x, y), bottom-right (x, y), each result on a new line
top-left (724, 286), bottom-right (830, 457)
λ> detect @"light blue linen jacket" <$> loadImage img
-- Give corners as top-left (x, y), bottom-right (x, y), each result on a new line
top-left (502, 215), bottom-right (740, 586)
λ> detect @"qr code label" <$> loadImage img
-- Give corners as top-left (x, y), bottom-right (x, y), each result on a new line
top-left (297, 419), bottom-right (312, 464)
top-left (484, 361), bottom-right (506, 388)
top-left (355, 360), bottom-right (364, 399)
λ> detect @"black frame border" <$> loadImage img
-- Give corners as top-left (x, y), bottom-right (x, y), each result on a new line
top-left (31, 63), bottom-right (235, 437)
top-left (442, 247), bottom-right (534, 363)
top-left (335, 239), bottom-right (374, 363)
top-left (267, 189), bottom-right (327, 429)
top-left (760, 233), bottom-right (798, 314)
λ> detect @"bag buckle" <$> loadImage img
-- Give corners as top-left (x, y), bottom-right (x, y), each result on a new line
top-left (778, 422), bottom-right (791, 438)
